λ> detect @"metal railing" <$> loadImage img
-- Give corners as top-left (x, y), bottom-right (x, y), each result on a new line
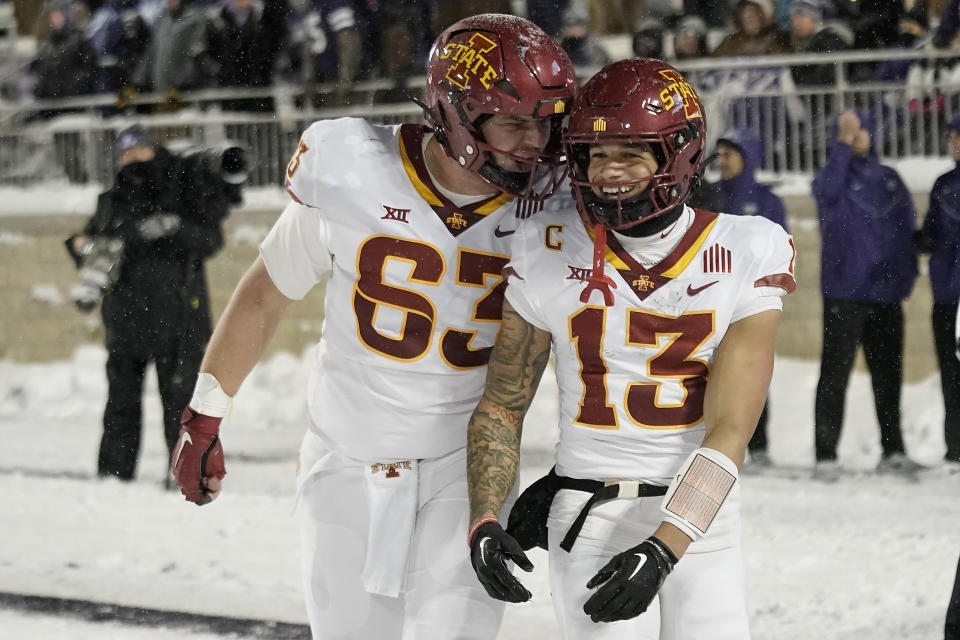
top-left (2, 47), bottom-right (960, 187)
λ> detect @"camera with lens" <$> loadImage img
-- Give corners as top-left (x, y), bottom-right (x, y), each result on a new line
top-left (172, 143), bottom-right (251, 208)
top-left (68, 236), bottom-right (126, 312)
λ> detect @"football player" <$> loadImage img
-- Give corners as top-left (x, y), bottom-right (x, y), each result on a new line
top-left (466, 58), bottom-right (796, 638)
top-left (170, 14), bottom-right (576, 640)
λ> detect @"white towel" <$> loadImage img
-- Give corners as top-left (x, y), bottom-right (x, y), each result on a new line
top-left (361, 458), bottom-right (419, 598)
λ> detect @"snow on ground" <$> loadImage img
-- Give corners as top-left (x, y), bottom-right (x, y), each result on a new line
top-left (1, 346), bottom-right (958, 639)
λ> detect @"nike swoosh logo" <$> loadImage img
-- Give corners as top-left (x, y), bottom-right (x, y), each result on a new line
top-left (687, 281), bottom-right (718, 296)
top-left (173, 431), bottom-right (193, 463)
top-left (660, 222), bottom-right (679, 238)
top-left (627, 553), bottom-right (648, 580)
top-left (494, 226), bottom-right (515, 237)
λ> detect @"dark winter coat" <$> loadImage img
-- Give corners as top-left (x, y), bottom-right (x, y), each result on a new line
top-left (133, 1), bottom-right (209, 91)
top-left (87, 0), bottom-right (151, 94)
top-left (205, 0), bottom-right (285, 90)
top-left (700, 128), bottom-right (789, 231)
top-left (934, 0), bottom-right (960, 47)
top-left (812, 117), bottom-right (917, 302)
top-left (32, 27), bottom-right (95, 98)
top-left (790, 22), bottom-right (852, 87)
top-left (81, 149), bottom-right (225, 356)
top-left (919, 164), bottom-right (960, 302)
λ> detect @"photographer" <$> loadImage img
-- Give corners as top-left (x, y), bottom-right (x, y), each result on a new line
top-left (66, 125), bottom-right (234, 483)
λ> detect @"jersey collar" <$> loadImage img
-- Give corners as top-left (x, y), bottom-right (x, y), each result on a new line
top-left (398, 125), bottom-right (513, 237)
top-left (584, 208), bottom-right (719, 301)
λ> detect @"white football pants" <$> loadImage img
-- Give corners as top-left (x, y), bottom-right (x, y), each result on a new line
top-left (547, 485), bottom-right (750, 640)
top-left (298, 436), bottom-right (505, 640)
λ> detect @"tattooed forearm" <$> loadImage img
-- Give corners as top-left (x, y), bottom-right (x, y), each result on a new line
top-left (485, 306), bottom-right (552, 412)
top-left (467, 302), bottom-right (552, 526)
top-left (467, 399), bottom-right (523, 524)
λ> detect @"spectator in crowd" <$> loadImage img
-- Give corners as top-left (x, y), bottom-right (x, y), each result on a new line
top-left (713, 0), bottom-right (790, 57)
top-left (31, 0), bottom-right (95, 102)
top-left (631, 17), bottom-right (665, 59)
top-left (204, 0), bottom-right (287, 111)
top-left (434, 0), bottom-right (512, 33)
top-left (527, 0), bottom-right (571, 37)
top-left (788, 0), bottom-right (852, 88)
top-left (361, 0), bottom-right (433, 103)
top-left (876, 1), bottom-right (928, 82)
top-left (131, 0), bottom-right (210, 107)
top-left (558, 1), bottom-right (610, 67)
top-left (86, 0), bottom-right (150, 99)
top-left (672, 14), bottom-right (709, 60)
top-left (914, 113), bottom-right (960, 475)
top-left (696, 128), bottom-right (789, 468)
top-left (65, 125), bottom-right (234, 483)
top-left (836, 0), bottom-right (901, 49)
top-left (932, 0), bottom-right (960, 47)
top-left (685, 0), bottom-right (730, 27)
top-left (287, 0), bottom-right (363, 107)
top-left (811, 109), bottom-right (920, 481)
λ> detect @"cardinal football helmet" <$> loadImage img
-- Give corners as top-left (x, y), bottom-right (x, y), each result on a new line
top-left (564, 58), bottom-right (707, 231)
top-left (421, 14), bottom-right (576, 201)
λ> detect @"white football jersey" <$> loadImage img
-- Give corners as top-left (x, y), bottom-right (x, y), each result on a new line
top-left (261, 118), bottom-right (521, 460)
top-left (505, 205), bottom-right (797, 482)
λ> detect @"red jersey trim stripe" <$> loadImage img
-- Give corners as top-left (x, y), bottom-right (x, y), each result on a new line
top-left (703, 244), bottom-right (732, 274)
top-left (754, 273), bottom-right (797, 294)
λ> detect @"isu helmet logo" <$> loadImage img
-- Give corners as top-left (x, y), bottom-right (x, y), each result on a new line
top-left (440, 32), bottom-right (500, 90)
top-left (657, 69), bottom-right (703, 121)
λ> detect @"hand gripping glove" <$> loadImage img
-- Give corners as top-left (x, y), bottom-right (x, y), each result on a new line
top-left (583, 536), bottom-right (678, 623)
top-left (172, 407), bottom-right (226, 505)
top-left (469, 520), bottom-right (534, 603)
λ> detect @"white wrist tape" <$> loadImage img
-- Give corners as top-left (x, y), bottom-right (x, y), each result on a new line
top-left (189, 372), bottom-right (232, 418)
top-left (660, 447), bottom-right (738, 541)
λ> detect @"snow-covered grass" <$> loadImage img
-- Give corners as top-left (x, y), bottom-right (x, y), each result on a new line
top-left (0, 347), bottom-right (957, 638)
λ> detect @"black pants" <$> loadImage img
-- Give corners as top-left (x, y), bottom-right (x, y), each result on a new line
top-left (814, 299), bottom-right (906, 462)
top-left (748, 399), bottom-right (769, 453)
top-left (948, 551), bottom-right (960, 640)
top-left (98, 346), bottom-right (203, 480)
top-left (933, 302), bottom-right (960, 463)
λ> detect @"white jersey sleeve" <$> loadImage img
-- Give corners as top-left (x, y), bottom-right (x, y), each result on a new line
top-left (503, 228), bottom-right (551, 331)
top-left (730, 223), bottom-right (797, 324)
top-left (260, 201), bottom-right (333, 301)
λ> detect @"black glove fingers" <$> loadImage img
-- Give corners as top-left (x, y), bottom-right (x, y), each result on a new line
top-left (583, 582), bottom-right (623, 618)
top-left (503, 545), bottom-right (535, 572)
top-left (595, 586), bottom-right (634, 623)
top-left (489, 559), bottom-right (532, 602)
top-left (585, 561), bottom-right (617, 589)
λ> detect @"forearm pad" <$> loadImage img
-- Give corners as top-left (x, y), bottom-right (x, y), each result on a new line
top-left (660, 447), bottom-right (738, 541)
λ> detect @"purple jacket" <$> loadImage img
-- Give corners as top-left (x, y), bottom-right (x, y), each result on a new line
top-left (921, 164), bottom-right (960, 302)
top-left (812, 137), bottom-right (917, 302)
top-left (706, 127), bottom-right (789, 232)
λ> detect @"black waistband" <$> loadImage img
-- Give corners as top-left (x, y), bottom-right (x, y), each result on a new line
top-left (554, 470), bottom-right (667, 552)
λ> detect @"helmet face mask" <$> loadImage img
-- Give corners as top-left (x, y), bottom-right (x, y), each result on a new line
top-left (564, 59), bottom-right (707, 231)
top-left (422, 14), bottom-right (577, 200)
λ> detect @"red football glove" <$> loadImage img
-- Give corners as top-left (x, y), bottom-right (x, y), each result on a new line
top-left (172, 406), bottom-right (226, 505)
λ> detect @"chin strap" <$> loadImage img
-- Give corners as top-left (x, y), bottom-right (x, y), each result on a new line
top-left (580, 223), bottom-right (617, 306)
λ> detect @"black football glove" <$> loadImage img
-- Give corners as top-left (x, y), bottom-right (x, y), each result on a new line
top-left (583, 536), bottom-right (677, 623)
top-left (469, 521), bottom-right (534, 603)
